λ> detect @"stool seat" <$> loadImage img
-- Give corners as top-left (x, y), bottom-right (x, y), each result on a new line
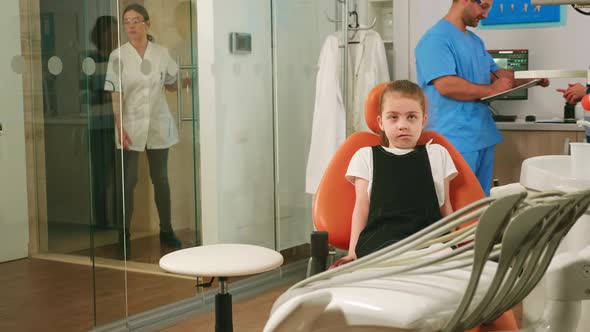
top-left (159, 243), bottom-right (284, 277)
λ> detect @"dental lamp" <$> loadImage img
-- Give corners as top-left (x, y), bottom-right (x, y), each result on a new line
top-left (532, 0), bottom-right (590, 5)
top-left (518, 2), bottom-right (590, 81)
top-left (524, 1), bottom-right (590, 138)
top-left (531, 0), bottom-right (590, 15)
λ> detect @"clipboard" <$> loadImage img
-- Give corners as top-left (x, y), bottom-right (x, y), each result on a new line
top-left (480, 79), bottom-right (542, 102)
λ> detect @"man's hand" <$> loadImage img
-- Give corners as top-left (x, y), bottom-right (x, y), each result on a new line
top-left (536, 78), bottom-right (550, 87)
top-left (490, 77), bottom-right (513, 95)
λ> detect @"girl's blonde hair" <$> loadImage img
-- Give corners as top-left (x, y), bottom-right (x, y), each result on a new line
top-left (378, 80), bottom-right (427, 146)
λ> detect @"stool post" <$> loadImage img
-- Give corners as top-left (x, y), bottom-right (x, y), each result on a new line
top-left (219, 277), bottom-right (229, 294)
top-left (215, 277), bottom-right (233, 332)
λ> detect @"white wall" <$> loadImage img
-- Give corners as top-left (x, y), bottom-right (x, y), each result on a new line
top-left (199, 0), bottom-right (276, 248)
top-left (273, 0), bottom-right (335, 250)
top-left (197, 0), bottom-right (218, 245)
top-left (198, 0), bottom-right (339, 249)
top-left (397, 1), bottom-right (589, 119)
top-left (0, 1), bottom-right (29, 261)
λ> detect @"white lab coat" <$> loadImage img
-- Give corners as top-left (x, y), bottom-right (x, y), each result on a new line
top-left (105, 42), bottom-right (179, 151)
top-left (305, 30), bottom-right (390, 194)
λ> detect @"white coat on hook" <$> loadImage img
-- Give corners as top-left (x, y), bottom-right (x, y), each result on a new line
top-left (305, 29), bottom-right (389, 194)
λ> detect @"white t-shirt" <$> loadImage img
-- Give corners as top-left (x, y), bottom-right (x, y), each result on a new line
top-left (346, 141), bottom-right (458, 207)
top-left (105, 42), bottom-right (179, 151)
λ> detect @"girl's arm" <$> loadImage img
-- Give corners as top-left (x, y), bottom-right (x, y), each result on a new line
top-left (331, 177), bottom-right (370, 267)
top-left (440, 176), bottom-right (453, 217)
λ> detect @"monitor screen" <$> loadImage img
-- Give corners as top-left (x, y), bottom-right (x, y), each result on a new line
top-left (487, 49), bottom-right (529, 100)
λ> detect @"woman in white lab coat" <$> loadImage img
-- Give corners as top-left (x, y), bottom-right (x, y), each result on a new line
top-left (105, 3), bottom-right (181, 254)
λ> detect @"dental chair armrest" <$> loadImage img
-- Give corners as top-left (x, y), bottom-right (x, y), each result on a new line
top-left (490, 183), bottom-right (527, 198)
top-left (546, 248), bottom-right (590, 301)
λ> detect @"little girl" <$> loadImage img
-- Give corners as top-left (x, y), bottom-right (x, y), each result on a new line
top-left (333, 80), bottom-right (458, 267)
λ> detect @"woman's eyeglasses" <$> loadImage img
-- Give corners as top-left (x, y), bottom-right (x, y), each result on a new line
top-left (123, 17), bottom-right (145, 26)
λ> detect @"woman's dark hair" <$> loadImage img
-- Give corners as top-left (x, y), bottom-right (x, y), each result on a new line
top-left (90, 15), bottom-right (117, 53)
top-left (123, 3), bottom-right (155, 42)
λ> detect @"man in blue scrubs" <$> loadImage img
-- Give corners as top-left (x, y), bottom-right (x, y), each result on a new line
top-left (415, 0), bottom-right (548, 195)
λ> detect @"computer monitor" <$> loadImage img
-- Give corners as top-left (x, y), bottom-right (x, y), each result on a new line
top-left (487, 49), bottom-right (529, 100)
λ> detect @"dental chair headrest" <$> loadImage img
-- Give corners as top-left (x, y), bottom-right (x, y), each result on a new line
top-left (364, 81), bottom-right (429, 134)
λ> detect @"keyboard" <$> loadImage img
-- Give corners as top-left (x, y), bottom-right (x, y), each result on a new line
top-left (493, 115), bottom-right (517, 122)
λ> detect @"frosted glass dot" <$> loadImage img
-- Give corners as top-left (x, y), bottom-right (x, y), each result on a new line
top-left (112, 58), bottom-right (123, 74)
top-left (232, 63), bottom-right (241, 76)
top-left (253, 62), bottom-right (263, 76)
top-left (48, 56), bottom-right (63, 75)
top-left (141, 59), bottom-right (152, 75)
top-left (82, 57), bottom-right (96, 75)
top-left (10, 55), bottom-right (24, 74)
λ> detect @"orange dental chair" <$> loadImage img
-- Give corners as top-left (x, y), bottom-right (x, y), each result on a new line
top-left (309, 82), bottom-right (518, 332)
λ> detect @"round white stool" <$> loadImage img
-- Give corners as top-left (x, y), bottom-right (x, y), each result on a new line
top-left (159, 244), bottom-right (284, 332)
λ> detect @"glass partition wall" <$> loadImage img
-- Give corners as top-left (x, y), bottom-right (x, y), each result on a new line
top-left (31, 0), bottom-right (202, 326)
top-left (7, 0), bottom-right (340, 329)
top-left (272, 0), bottom-right (336, 253)
top-left (37, 0), bottom-right (199, 258)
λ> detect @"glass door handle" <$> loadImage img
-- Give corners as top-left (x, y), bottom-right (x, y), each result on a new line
top-left (176, 56), bottom-right (183, 131)
top-left (175, 57), bottom-right (198, 131)
top-left (180, 64), bottom-right (197, 70)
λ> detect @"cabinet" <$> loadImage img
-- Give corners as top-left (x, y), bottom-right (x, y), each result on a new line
top-left (493, 130), bottom-right (586, 185)
top-left (367, 0), bottom-right (394, 79)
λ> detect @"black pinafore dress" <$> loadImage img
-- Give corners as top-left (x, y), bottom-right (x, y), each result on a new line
top-left (355, 145), bottom-right (442, 258)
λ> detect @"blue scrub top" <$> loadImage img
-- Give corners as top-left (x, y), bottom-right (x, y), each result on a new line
top-left (415, 20), bottom-right (502, 153)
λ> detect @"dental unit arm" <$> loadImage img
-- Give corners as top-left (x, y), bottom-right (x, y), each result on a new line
top-left (265, 191), bottom-right (590, 332)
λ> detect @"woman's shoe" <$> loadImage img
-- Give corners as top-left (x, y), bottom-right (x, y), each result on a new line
top-left (160, 231), bottom-right (182, 249)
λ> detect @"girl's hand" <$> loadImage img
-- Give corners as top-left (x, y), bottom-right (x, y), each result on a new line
top-left (330, 254), bottom-right (356, 268)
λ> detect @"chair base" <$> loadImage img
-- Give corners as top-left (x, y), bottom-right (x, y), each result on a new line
top-left (215, 277), bottom-right (233, 332)
top-left (308, 231), bottom-right (329, 277)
